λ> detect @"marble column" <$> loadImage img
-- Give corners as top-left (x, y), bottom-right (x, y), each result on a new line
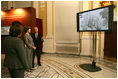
top-left (43, 1), bottom-right (55, 53)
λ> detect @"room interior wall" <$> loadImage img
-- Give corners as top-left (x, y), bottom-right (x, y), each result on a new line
top-left (14, 1), bottom-right (32, 8)
top-left (80, 1), bottom-right (91, 56)
top-left (33, 1), bottom-right (39, 18)
top-left (1, 1), bottom-right (117, 58)
top-left (6, 1), bottom-right (32, 10)
top-left (54, 1), bottom-right (80, 54)
top-left (54, 1), bottom-right (80, 42)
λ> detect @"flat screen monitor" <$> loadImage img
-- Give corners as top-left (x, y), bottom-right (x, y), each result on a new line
top-left (77, 5), bottom-right (114, 32)
top-left (1, 26), bottom-right (10, 35)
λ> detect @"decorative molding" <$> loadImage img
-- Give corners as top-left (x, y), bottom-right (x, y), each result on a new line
top-left (80, 1), bottom-right (83, 53)
top-left (99, 1), bottom-right (115, 7)
top-left (99, 1), bottom-right (117, 13)
top-left (43, 38), bottom-right (55, 53)
top-left (43, 1), bottom-right (54, 53)
top-left (1, 1), bottom-right (8, 11)
top-left (12, 1), bottom-right (14, 8)
top-left (52, 1), bottom-right (54, 51)
top-left (56, 41), bottom-right (79, 44)
top-left (32, 1), bottom-right (33, 7)
top-left (38, 1), bottom-right (47, 37)
top-left (45, 36), bottom-right (53, 39)
top-left (56, 43), bottom-right (80, 55)
top-left (99, 1), bottom-right (117, 21)
top-left (98, 1), bottom-right (102, 58)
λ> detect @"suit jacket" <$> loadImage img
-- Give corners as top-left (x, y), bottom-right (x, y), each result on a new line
top-left (24, 34), bottom-right (34, 49)
top-left (31, 33), bottom-right (42, 50)
top-left (24, 34), bottom-right (34, 68)
top-left (3, 36), bottom-right (28, 69)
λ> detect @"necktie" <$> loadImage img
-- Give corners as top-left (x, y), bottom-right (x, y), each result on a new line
top-left (36, 33), bottom-right (38, 39)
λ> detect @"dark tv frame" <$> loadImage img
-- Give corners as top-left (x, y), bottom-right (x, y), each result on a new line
top-left (77, 4), bottom-right (114, 32)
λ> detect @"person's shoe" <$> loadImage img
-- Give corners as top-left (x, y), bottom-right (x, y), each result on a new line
top-left (31, 67), bottom-right (36, 70)
top-left (38, 64), bottom-right (41, 66)
top-left (29, 69), bottom-right (34, 72)
top-left (26, 69), bottom-right (31, 72)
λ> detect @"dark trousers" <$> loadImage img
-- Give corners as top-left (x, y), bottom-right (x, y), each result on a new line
top-left (8, 68), bottom-right (25, 78)
top-left (32, 50), bottom-right (41, 68)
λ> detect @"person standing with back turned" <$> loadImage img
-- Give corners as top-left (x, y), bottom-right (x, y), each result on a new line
top-left (3, 22), bottom-right (28, 78)
top-left (31, 27), bottom-right (44, 68)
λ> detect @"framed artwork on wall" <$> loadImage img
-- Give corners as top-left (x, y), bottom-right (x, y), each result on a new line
top-left (1, 26), bottom-right (10, 35)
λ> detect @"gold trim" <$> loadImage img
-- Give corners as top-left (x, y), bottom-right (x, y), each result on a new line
top-left (80, 1), bottom-right (83, 37)
top-left (6, 1), bottom-right (8, 10)
top-left (45, 2), bottom-right (47, 37)
top-left (98, 32), bottom-right (101, 57)
top-left (98, 1), bottom-right (102, 57)
top-left (38, 1), bottom-right (47, 37)
top-left (113, 1), bottom-right (117, 12)
top-left (52, 1), bottom-right (54, 50)
top-left (12, 1), bottom-right (14, 7)
top-left (88, 1), bottom-right (93, 38)
top-left (52, 1), bottom-right (54, 37)
top-left (80, 1), bottom-right (83, 53)
top-left (32, 1), bottom-right (34, 7)
top-left (1, 1), bottom-right (3, 10)
top-left (38, 2), bottom-right (41, 18)
top-left (89, 1), bottom-right (93, 9)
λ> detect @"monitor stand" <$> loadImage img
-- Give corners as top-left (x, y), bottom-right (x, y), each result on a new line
top-left (79, 32), bottom-right (102, 72)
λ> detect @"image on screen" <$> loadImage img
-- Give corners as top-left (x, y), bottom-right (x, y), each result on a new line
top-left (1, 26), bottom-right (10, 35)
top-left (77, 5), bottom-right (114, 32)
top-left (80, 8), bottom-right (108, 30)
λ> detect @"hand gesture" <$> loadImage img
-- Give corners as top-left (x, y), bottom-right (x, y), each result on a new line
top-left (41, 36), bottom-right (45, 42)
top-left (25, 44), bottom-right (27, 48)
top-left (32, 46), bottom-right (36, 50)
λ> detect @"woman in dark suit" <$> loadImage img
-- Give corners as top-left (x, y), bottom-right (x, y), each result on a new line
top-left (24, 27), bottom-right (36, 71)
top-left (3, 23), bottom-right (28, 78)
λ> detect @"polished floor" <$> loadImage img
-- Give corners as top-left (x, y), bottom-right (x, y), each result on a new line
top-left (1, 53), bottom-right (117, 78)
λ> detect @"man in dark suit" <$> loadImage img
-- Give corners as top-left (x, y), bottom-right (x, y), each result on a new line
top-left (3, 22), bottom-right (28, 78)
top-left (31, 27), bottom-right (43, 68)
